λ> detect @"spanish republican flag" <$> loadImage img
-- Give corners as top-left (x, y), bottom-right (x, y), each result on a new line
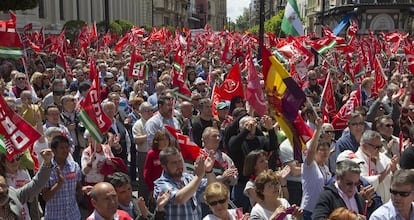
top-left (262, 46), bottom-right (312, 162)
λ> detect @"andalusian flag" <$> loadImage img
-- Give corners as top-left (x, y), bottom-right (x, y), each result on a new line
top-left (0, 11), bottom-right (23, 58)
top-left (0, 135), bottom-right (5, 154)
top-left (281, 0), bottom-right (304, 36)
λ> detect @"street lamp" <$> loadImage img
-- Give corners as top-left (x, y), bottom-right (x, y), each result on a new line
top-left (258, 0), bottom-right (265, 62)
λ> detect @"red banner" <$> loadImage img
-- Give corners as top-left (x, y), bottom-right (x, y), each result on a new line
top-left (0, 95), bottom-right (41, 161)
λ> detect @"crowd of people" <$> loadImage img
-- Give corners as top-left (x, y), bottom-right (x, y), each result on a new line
top-left (1, 27), bottom-right (414, 220)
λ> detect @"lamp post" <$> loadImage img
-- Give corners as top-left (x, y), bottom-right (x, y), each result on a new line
top-left (104, 0), bottom-right (109, 32)
top-left (258, 0), bottom-right (265, 62)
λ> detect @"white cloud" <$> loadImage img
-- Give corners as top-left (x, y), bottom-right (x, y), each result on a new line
top-left (227, 0), bottom-right (250, 22)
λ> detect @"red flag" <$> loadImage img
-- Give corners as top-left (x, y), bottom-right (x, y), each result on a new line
top-left (114, 34), bottom-right (129, 53)
top-left (221, 37), bottom-right (232, 64)
top-left (332, 87), bottom-right (362, 129)
top-left (128, 46), bottom-right (145, 79)
top-left (89, 22), bottom-right (98, 43)
top-left (79, 59), bottom-right (112, 135)
top-left (0, 95), bottom-right (41, 162)
top-left (404, 45), bottom-right (414, 75)
top-left (320, 72), bottom-right (336, 122)
top-left (293, 114), bottom-right (314, 144)
top-left (218, 62), bottom-right (244, 100)
top-left (211, 84), bottom-right (221, 119)
top-left (164, 125), bottom-right (224, 172)
top-left (373, 56), bottom-right (387, 95)
top-left (78, 23), bottom-right (89, 52)
top-left (172, 65), bottom-right (192, 99)
top-left (245, 50), bottom-right (267, 116)
top-left (56, 48), bottom-right (73, 77)
top-left (0, 11), bottom-right (23, 58)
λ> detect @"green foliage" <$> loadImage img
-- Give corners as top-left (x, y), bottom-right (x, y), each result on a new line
top-left (97, 21), bottom-right (122, 36)
top-left (142, 25), bottom-right (153, 33)
top-left (248, 10), bottom-right (285, 37)
top-left (63, 20), bottom-right (86, 42)
top-left (115, 19), bottom-right (134, 35)
top-left (0, 0), bottom-right (39, 11)
top-left (235, 8), bottom-right (250, 32)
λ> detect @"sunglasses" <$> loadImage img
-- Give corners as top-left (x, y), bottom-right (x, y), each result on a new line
top-left (324, 130), bottom-right (335, 134)
top-left (366, 142), bottom-right (382, 149)
top-left (390, 189), bottom-right (414, 197)
top-left (208, 198), bottom-right (227, 206)
top-left (16, 77), bottom-right (26, 80)
top-left (53, 90), bottom-right (65, 96)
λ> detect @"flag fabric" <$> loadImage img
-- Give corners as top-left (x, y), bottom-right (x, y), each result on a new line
top-left (128, 46), bottom-right (146, 79)
top-left (0, 11), bottom-right (23, 58)
top-left (211, 84), bottom-right (221, 119)
top-left (79, 59), bottom-right (112, 143)
top-left (171, 64), bottom-right (192, 101)
top-left (262, 46), bottom-right (307, 162)
top-left (404, 45), bottom-right (414, 75)
top-left (245, 50), bottom-right (267, 116)
top-left (281, 0), bottom-right (304, 36)
top-left (56, 48), bottom-right (73, 77)
top-left (320, 72), bottom-right (336, 122)
top-left (0, 95), bottom-right (41, 162)
top-left (333, 13), bottom-right (353, 35)
top-left (331, 87), bottom-right (362, 129)
top-left (164, 125), bottom-right (224, 173)
top-left (218, 62), bottom-right (244, 100)
top-left (373, 56), bottom-right (387, 95)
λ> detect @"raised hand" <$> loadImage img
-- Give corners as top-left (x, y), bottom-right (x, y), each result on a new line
top-left (40, 149), bottom-right (53, 164)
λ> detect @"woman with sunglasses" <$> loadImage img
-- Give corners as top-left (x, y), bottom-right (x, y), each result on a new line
top-left (203, 182), bottom-right (249, 220)
top-left (2, 153), bottom-right (35, 220)
top-left (250, 169), bottom-right (303, 220)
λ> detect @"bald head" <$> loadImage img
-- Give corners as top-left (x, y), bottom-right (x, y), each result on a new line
top-left (90, 182), bottom-right (118, 218)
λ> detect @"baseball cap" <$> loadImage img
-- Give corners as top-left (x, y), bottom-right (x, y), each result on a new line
top-left (336, 150), bottom-right (365, 164)
top-left (217, 102), bottom-right (228, 110)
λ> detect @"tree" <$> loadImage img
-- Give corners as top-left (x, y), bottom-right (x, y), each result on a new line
top-left (115, 19), bottom-right (134, 35)
top-left (235, 8), bottom-right (250, 32)
top-left (97, 21), bottom-right (122, 36)
top-left (0, 0), bottom-right (39, 11)
top-left (63, 20), bottom-right (86, 42)
top-left (248, 10), bottom-right (285, 37)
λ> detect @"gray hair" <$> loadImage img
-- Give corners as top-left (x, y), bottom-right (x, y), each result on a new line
top-left (139, 102), bottom-right (153, 112)
top-left (44, 127), bottom-right (63, 138)
top-left (391, 170), bottom-right (414, 187)
top-left (336, 160), bottom-right (361, 178)
top-left (239, 116), bottom-right (254, 128)
top-left (360, 130), bottom-right (382, 145)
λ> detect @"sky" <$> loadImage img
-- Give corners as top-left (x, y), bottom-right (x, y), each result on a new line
top-left (227, 0), bottom-right (250, 22)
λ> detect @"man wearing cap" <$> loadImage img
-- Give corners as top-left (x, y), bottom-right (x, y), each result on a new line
top-left (191, 77), bottom-right (210, 98)
top-left (355, 130), bottom-right (398, 203)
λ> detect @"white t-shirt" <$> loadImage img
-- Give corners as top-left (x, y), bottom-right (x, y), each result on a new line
top-left (6, 169), bottom-right (32, 220)
top-left (203, 209), bottom-right (239, 220)
top-left (243, 180), bottom-right (255, 206)
top-left (250, 198), bottom-right (291, 220)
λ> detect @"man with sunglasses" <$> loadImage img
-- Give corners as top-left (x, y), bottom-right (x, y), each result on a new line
top-left (375, 115), bottom-right (401, 159)
top-left (312, 160), bottom-right (367, 219)
top-left (370, 169), bottom-right (414, 220)
top-left (355, 130), bottom-right (398, 204)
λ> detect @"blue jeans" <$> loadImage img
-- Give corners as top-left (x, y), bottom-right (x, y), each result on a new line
top-left (303, 209), bottom-right (313, 220)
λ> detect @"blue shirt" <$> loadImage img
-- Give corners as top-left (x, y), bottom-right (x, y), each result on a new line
top-left (44, 159), bottom-right (81, 220)
top-left (336, 132), bottom-right (360, 153)
top-left (369, 201), bottom-right (414, 220)
top-left (154, 171), bottom-right (208, 220)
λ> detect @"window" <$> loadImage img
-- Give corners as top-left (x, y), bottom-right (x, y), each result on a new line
top-left (59, 0), bottom-right (64, 20)
top-left (39, 0), bottom-right (45, 18)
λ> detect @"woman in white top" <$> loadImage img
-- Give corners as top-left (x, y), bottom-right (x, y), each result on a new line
top-left (203, 182), bottom-right (249, 220)
top-left (250, 170), bottom-right (303, 220)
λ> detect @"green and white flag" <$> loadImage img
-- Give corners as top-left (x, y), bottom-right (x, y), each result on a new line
top-left (0, 135), bottom-right (5, 154)
top-left (281, 0), bottom-right (304, 36)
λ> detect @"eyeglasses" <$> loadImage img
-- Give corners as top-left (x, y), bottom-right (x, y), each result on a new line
top-left (53, 90), bottom-right (65, 96)
top-left (16, 77), bottom-right (26, 80)
top-left (366, 142), bottom-right (382, 149)
top-left (208, 198), bottom-right (227, 206)
top-left (142, 109), bottom-right (153, 113)
top-left (390, 189), bottom-right (414, 197)
top-left (324, 130), bottom-right (335, 134)
top-left (349, 122), bottom-right (364, 126)
top-left (384, 124), bottom-right (394, 128)
top-left (309, 78), bottom-right (317, 81)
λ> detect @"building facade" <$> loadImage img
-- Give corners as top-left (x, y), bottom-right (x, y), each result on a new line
top-left (306, 0), bottom-right (414, 35)
top-left (0, 0), bottom-right (226, 33)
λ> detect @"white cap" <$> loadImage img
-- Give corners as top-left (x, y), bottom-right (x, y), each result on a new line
top-left (336, 150), bottom-right (365, 164)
